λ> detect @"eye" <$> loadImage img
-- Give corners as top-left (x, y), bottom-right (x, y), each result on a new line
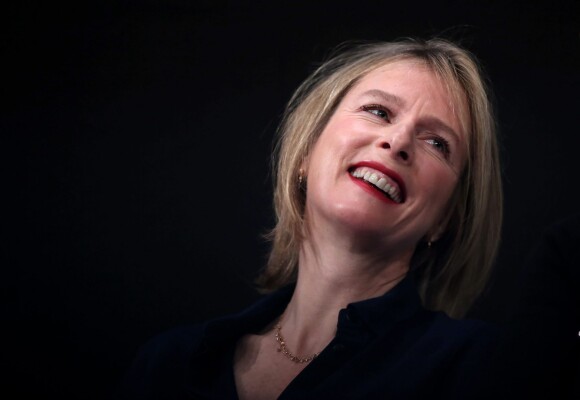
top-left (361, 104), bottom-right (392, 122)
top-left (425, 136), bottom-right (450, 158)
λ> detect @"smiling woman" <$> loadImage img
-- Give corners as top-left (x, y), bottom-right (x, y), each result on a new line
top-left (303, 61), bottom-right (465, 260)
top-left (115, 38), bottom-right (503, 400)
top-left (262, 39), bottom-right (501, 319)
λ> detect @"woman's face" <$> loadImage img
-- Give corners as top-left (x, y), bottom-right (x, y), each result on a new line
top-left (303, 60), bottom-right (467, 255)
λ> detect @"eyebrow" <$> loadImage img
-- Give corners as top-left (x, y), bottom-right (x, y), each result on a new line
top-left (359, 89), bottom-right (462, 143)
top-left (360, 89), bottom-right (406, 108)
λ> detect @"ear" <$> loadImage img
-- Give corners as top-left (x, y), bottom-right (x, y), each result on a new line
top-left (299, 156), bottom-right (310, 176)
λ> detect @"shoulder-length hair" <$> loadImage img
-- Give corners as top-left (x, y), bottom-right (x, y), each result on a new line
top-left (256, 38), bottom-right (503, 319)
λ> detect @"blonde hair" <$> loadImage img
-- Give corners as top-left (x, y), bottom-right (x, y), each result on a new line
top-left (257, 38), bottom-right (503, 318)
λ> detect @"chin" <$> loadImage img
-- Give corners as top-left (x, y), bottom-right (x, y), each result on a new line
top-left (329, 205), bottom-right (394, 235)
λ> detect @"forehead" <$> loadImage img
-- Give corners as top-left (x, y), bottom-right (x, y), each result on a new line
top-left (349, 59), bottom-right (469, 139)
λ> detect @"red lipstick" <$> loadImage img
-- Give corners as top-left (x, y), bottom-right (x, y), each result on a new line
top-left (348, 161), bottom-right (406, 204)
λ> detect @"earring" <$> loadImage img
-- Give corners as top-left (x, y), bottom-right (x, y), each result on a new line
top-left (298, 168), bottom-right (305, 185)
top-left (427, 240), bottom-right (433, 248)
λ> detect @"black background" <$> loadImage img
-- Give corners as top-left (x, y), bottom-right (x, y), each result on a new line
top-left (4, 0), bottom-right (579, 398)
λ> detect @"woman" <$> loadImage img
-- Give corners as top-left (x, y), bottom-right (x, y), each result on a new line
top-left (116, 38), bottom-right (503, 399)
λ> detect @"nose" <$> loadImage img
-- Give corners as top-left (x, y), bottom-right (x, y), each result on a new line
top-left (377, 126), bottom-right (414, 164)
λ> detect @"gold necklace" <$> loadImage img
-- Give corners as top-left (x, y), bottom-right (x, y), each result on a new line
top-left (274, 320), bottom-right (320, 363)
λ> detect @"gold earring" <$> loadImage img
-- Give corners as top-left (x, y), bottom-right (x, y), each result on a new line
top-left (298, 168), bottom-right (305, 185)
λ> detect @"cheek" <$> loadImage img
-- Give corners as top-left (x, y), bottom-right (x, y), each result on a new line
top-left (309, 124), bottom-right (358, 170)
top-left (319, 115), bottom-right (371, 147)
top-left (421, 168), bottom-right (459, 211)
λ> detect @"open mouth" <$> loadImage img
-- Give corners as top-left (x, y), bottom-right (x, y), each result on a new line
top-left (348, 165), bottom-right (404, 203)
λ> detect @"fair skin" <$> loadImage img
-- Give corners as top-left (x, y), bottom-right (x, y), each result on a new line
top-left (234, 60), bottom-right (468, 400)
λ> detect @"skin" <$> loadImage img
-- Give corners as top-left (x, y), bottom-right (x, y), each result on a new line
top-left (234, 60), bottom-right (468, 400)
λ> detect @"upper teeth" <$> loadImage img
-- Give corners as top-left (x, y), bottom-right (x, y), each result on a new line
top-left (350, 167), bottom-right (402, 203)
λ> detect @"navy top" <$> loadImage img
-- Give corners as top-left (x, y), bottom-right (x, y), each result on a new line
top-left (115, 276), bottom-right (498, 399)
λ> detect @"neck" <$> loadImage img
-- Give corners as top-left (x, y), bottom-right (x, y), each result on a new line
top-left (278, 232), bottom-right (410, 357)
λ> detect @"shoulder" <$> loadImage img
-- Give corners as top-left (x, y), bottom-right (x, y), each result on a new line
top-left (389, 306), bottom-right (500, 373)
top-left (136, 323), bottom-right (208, 367)
top-left (113, 288), bottom-right (292, 399)
top-left (113, 323), bottom-right (208, 399)
top-left (420, 312), bottom-right (500, 398)
top-left (413, 310), bottom-right (500, 375)
top-left (420, 309), bottom-right (499, 347)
